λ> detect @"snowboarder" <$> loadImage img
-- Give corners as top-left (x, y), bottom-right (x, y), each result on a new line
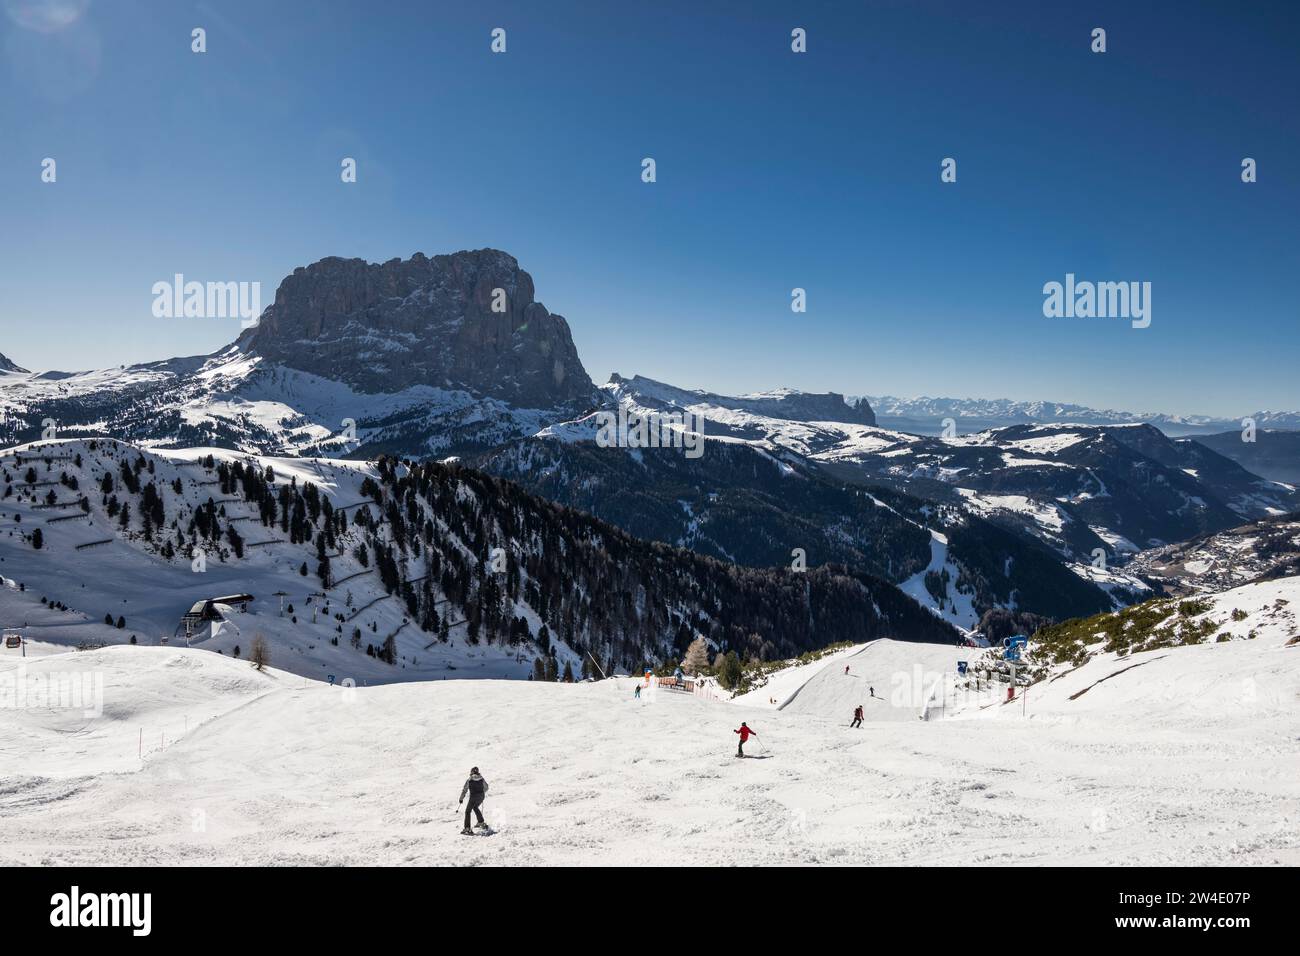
top-left (851, 705), bottom-right (863, 728)
top-left (734, 722), bottom-right (757, 758)
top-left (458, 766), bottom-right (490, 834)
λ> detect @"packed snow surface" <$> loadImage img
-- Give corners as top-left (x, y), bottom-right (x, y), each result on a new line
top-left (730, 643), bottom-right (866, 709)
top-left (779, 640), bottom-right (970, 722)
top-left (2, 619), bottom-right (1295, 865)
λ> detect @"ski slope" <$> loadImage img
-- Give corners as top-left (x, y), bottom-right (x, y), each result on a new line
top-left (1, 624), bottom-right (1295, 866)
top-left (779, 639), bottom-right (970, 722)
top-left (897, 532), bottom-right (980, 632)
top-left (0, 645), bottom-right (310, 776)
top-left (730, 643), bottom-right (866, 709)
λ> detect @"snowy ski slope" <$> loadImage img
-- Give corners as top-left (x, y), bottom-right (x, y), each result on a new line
top-left (1, 609), bottom-right (1295, 865)
top-left (778, 639), bottom-right (971, 722)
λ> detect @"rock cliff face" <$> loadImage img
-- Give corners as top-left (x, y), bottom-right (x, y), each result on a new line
top-left (0, 353), bottom-right (28, 373)
top-left (238, 249), bottom-right (595, 406)
top-left (605, 374), bottom-right (876, 426)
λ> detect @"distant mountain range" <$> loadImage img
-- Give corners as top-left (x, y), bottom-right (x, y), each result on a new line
top-left (476, 430), bottom-right (1122, 626)
top-left (860, 394), bottom-right (1300, 437)
top-left (498, 374), bottom-right (1297, 608)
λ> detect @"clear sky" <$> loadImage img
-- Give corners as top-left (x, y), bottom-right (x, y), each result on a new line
top-left (2, 0), bottom-right (1297, 417)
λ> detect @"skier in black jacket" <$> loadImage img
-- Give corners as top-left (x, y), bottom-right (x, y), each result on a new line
top-left (458, 767), bottom-right (490, 834)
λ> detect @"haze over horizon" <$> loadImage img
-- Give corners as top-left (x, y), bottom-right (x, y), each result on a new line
top-left (3, 0), bottom-right (1297, 419)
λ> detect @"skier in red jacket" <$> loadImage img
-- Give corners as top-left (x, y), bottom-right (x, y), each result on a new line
top-left (734, 722), bottom-right (757, 758)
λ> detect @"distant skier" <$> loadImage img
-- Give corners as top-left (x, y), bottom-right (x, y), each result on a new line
top-left (734, 722), bottom-right (757, 758)
top-left (868, 686), bottom-right (875, 699)
top-left (458, 766), bottom-right (490, 834)
top-left (844, 665), bottom-right (850, 675)
top-left (851, 705), bottom-right (863, 728)
top-left (634, 683), bottom-right (641, 699)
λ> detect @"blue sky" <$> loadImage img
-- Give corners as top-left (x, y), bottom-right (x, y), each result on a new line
top-left (2, 0), bottom-right (1297, 416)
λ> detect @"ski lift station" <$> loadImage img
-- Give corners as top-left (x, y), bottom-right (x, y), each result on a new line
top-left (177, 594), bottom-right (254, 640)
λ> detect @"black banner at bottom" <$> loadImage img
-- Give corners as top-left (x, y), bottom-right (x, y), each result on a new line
top-left (0, 865), bottom-right (1285, 942)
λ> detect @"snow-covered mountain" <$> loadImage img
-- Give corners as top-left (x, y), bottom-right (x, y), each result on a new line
top-left (0, 250), bottom-right (598, 459)
top-left (5, 249), bottom-right (1294, 646)
top-left (863, 394), bottom-right (1300, 437)
top-left (607, 373), bottom-right (876, 427)
top-left (536, 377), bottom-right (1297, 573)
top-left (476, 435), bottom-right (1123, 627)
top-left (0, 438), bottom-right (958, 684)
top-left (836, 419), bottom-right (1297, 564)
top-left (0, 347), bottom-right (575, 459)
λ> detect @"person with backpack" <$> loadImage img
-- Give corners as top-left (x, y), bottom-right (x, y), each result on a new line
top-left (851, 705), bottom-right (863, 728)
top-left (734, 722), bottom-right (757, 758)
top-left (458, 767), bottom-right (490, 834)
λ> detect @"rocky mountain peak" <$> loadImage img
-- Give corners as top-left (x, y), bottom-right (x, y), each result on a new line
top-left (0, 353), bottom-right (29, 374)
top-left (237, 249), bottom-right (595, 407)
top-left (607, 374), bottom-right (876, 426)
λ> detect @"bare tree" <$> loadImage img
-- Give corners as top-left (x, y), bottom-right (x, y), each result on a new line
top-left (249, 632), bottom-right (270, 671)
top-left (681, 635), bottom-right (711, 676)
